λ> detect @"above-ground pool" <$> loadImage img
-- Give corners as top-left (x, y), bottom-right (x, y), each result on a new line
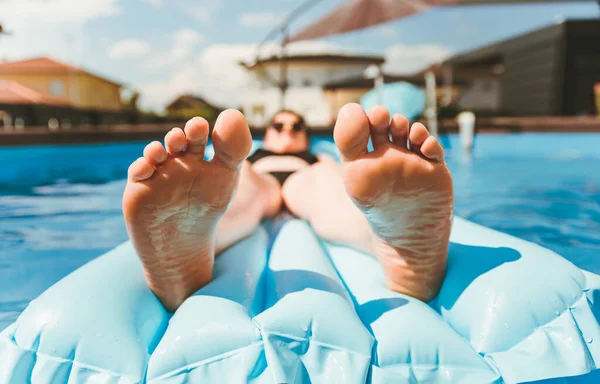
top-left (0, 132), bottom-right (598, 337)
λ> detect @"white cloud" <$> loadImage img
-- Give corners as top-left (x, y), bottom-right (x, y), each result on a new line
top-left (139, 41), bottom-right (344, 111)
top-left (173, 29), bottom-right (204, 56)
top-left (144, 28), bottom-right (204, 70)
top-left (140, 44), bottom-right (255, 111)
top-left (378, 25), bottom-right (397, 38)
top-left (109, 39), bottom-right (151, 60)
top-left (0, 0), bottom-right (120, 26)
top-left (384, 44), bottom-right (453, 74)
top-left (239, 12), bottom-right (285, 28)
top-left (0, 0), bottom-right (121, 62)
top-left (143, 0), bottom-right (164, 7)
top-left (178, 0), bottom-right (222, 22)
top-left (252, 40), bottom-right (347, 62)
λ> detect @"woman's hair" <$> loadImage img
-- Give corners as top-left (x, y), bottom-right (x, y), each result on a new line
top-left (269, 109), bottom-right (310, 138)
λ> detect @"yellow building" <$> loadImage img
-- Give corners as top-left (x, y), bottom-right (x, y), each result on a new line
top-left (0, 57), bottom-right (122, 111)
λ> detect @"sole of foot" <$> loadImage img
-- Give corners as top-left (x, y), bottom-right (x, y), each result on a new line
top-left (122, 110), bottom-right (252, 312)
top-left (334, 103), bottom-right (454, 302)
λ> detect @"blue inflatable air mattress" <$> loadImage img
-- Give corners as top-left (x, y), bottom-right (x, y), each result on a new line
top-left (1, 142), bottom-right (599, 383)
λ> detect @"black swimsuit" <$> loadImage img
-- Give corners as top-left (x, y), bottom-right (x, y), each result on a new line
top-left (247, 148), bottom-right (319, 185)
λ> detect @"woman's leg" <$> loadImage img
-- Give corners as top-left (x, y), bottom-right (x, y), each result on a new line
top-left (283, 104), bottom-right (454, 302)
top-left (282, 156), bottom-right (375, 253)
top-left (214, 161), bottom-right (282, 254)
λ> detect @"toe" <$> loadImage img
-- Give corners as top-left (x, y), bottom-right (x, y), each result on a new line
top-left (333, 103), bottom-right (370, 161)
top-left (390, 114), bottom-right (409, 148)
top-left (128, 157), bottom-right (155, 181)
top-left (143, 141), bottom-right (167, 166)
top-left (368, 106), bottom-right (391, 149)
top-left (420, 136), bottom-right (445, 162)
top-left (184, 117), bottom-right (209, 156)
top-left (211, 109), bottom-right (252, 169)
top-left (165, 127), bottom-right (187, 156)
top-left (408, 122), bottom-right (430, 153)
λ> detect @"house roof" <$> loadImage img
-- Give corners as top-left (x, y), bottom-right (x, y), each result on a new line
top-left (0, 57), bottom-right (123, 87)
top-left (240, 53), bottom-right (385, 70)
top-left (0, 80), bottom-right (72, 106)
top-left (166, 94), bottom-right (225, 111)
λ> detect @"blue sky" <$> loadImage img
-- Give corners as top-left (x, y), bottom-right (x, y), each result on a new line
top-left (0, 0), bottom-right (597, 110)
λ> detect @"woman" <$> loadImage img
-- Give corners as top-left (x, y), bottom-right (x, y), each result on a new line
top-left (246, 110), bottom-right (319, 186)
top-left (123, 104), bottom-right (454, 312)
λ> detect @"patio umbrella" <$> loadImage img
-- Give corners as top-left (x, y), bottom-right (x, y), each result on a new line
top-left (288, 0), bottom-right (595, 43)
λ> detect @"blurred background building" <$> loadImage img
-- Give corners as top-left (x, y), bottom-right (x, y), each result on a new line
top-left (165, 94), bottom-right (225, 122)
top-left (240, 53), bottom-right (385, 127)
top-left (0, 57), bottom-right (123, 128)
top-left (440, 19), bottom-right (600, 117)
top-left (240, 18), bottom-right (599, 129)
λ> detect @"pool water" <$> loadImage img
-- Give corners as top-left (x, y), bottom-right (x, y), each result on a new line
top-left (1, 134), bottom-right (599, 332)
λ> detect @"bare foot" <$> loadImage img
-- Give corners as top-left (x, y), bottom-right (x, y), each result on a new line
top-left (122, 111), bottom-right (252, 312)
top-left (334, 103), bottom-right (454, 301)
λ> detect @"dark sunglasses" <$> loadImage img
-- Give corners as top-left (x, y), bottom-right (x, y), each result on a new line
top-left (271, 121), bottom-right (305, 133)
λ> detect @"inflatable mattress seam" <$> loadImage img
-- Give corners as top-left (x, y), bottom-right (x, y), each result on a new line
top-left (565, 301), bottom-right (598, 362)
top-left (530, 291), bottom-right (591, 341)
top-left (260, 330), bottom-right (372, 358)
top-left (324, 241), bottom-right (503, 376)
top-left (320, 240), bottom-right (366, 307)
top-left (480, 291), bottom-right (594, 360)
top-left (433, 311), bottom-right (502, 371)
top-left (376, 362), bottom-right (497, 371)
top-left (148, 340), bottom-right (265, 380)
top-left (375, 361), bottom-right (503, 381)
top-left (1, 334), bottom-right (128, 378)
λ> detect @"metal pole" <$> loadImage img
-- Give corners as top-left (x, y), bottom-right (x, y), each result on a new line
top-left (441, 65), bottom-right (453, 107)
top-left (375, 65), bottom-right (384, 105)
top-left (256, 0), bottom-right (325, 53)
top-left (424, 70), bottom-right (438, 137)
top-left (279, 26), bottom-right (289, 111)
top-left (0, 24), bottom-right (12, 132)
top-left (255, 0), bottom-right (326, 93)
